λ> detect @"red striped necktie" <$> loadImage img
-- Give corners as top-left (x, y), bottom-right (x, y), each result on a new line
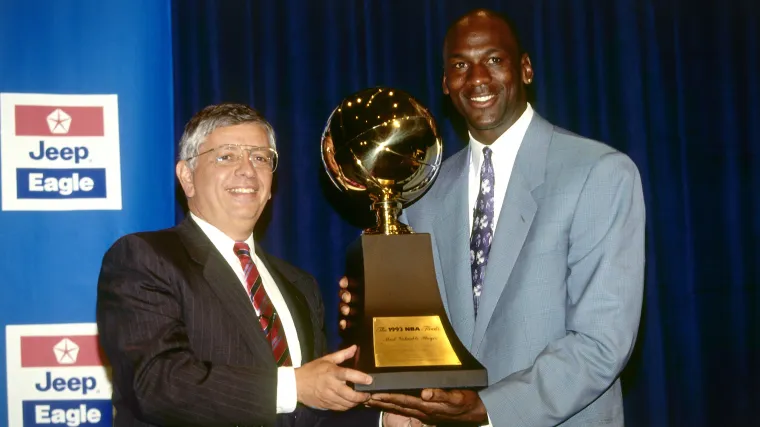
top-left (233, 242), bottom-right (292, 367)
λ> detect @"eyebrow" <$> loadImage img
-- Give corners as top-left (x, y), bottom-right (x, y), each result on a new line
top-left (446, 47), bottom-right (507, 60)
top-left (479, 48), bottom-right (507, 57)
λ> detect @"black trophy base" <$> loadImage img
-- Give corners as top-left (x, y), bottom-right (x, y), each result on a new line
top-left (354, 367), bottom-right (488, 393)
top-left (345, 233), bottom-right (488, 393)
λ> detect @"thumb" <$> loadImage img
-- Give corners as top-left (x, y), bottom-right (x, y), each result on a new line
top-left (323, 344), bottom-right (357, 364)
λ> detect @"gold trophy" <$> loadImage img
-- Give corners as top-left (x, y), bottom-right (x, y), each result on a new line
top-left (321, 87), bottom-right (487, 392)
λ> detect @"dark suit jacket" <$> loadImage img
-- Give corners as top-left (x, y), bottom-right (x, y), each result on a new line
top-left (97, 218), bottom-right (378, 427)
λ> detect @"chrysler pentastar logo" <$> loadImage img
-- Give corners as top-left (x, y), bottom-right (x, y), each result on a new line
top-left (46, 108), bottom-right (71, 134)
top-left (53, 338), bottom-right (80, 364)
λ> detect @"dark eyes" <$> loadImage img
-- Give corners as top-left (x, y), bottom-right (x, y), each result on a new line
top-left (450, 57), bottom-right (503, 70)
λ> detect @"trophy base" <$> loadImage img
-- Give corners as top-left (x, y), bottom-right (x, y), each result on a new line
top-left (345, 233), bottom-right (488, 392)
top-left (354, 367), bottom-right (488, 393)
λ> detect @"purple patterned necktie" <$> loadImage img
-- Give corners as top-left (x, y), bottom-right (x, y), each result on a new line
top-left (470, 147), bottom-right (495, 317)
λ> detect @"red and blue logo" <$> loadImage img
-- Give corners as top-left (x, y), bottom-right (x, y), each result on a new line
top-left (1, 94), bottom-right (122, 211)
top-left (5, 324), bottom-right (113, 427)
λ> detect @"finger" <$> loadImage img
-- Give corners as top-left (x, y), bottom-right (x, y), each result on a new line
top-left (372, 393), bottom-right (456, 416)
top-left (339, 276), bottom-right (348, 289)
top-left (339, 318), bottom-right (358, 331)
top-left (336, 367), bottom-right (373, 385)
top-left (322, 345), bottom-right (358, 364)
top-left (334, 384), bottom-right (371, 404)
top-left (340, 302), bottom-right (358, 316)
top-left (321, 389), bottom-right (361, 411)
top-left (340, 290), bottom-right (352, 303)
top-left (421, 388), bottom-right (455, 403)
top-left (372, 393), bottom-right (427, 409)
top-left (384, 413), bottom-right (427, 427)
top-left (368, 400), bottom-right (429, 421)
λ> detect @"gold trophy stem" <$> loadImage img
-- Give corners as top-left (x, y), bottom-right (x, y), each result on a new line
top-left (365, 195), bottom-right (414, 235)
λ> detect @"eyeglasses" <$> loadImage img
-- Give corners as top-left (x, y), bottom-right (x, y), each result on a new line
top-left (189, 144), bottom-right (278, 172)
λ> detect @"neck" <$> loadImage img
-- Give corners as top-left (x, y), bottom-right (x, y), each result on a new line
top-left (223, 227), bottom-right (253, 242)
top-left (470, 128), bottom-right (503, 145)
top-left (469, 101), bottom-right (528, 145)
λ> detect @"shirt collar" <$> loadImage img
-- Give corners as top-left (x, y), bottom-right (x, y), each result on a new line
top-left (190, 212), bottom-right (254, 253)
top-left (469, 102), bottom-right (534, 162)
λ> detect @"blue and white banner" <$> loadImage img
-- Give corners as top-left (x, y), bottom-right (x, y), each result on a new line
top-left (0, 1), bottom-right (175, 425)
top-left (5, 324), bottom-right (111, 427)
top-left (1, 93), bottom-right (122, 211)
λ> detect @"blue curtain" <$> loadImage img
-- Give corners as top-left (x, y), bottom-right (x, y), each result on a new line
top-left (171, 0), bottom-right (759, 425)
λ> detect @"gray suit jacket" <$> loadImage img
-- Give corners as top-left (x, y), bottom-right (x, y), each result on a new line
top-left (404, 113), bottom-right (645, 427)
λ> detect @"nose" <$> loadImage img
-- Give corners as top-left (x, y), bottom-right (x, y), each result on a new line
top-left (235, 153), bottom-right (258, 178)
top-left (468, 63), bottom-right (492, 87)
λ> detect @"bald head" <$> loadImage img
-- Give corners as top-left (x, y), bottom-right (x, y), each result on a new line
top-left (443, 9), bottom-right (523, 61)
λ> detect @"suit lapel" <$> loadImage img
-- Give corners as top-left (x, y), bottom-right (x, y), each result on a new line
top-left (430, 149), bottom-right (476, 347)
top-left (471, 114), bottom-right (553, 355)
top-left (177, 219), bottom-right (273, 362)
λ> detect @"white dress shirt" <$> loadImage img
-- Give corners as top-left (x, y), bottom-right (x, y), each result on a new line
top-left (467, 104), bottom-right (533, 427)
top-left (191, 213), bottom-right (302, 414)
top-left (468, 103), bottom-right (534, 234)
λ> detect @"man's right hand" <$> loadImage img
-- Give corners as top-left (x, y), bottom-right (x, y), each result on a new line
top-left (338, 276), bottom-right (356, 331)
top-left (295, 345), bottom-right (372, 411)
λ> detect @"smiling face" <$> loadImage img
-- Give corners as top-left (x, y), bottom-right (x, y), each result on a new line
top-left (176, 123), bottom-right (273, 241)
top-left (442, 11), bottom-right (533, 144)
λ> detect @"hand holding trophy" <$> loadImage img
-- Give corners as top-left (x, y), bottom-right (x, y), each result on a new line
top-left (321, 87), bottom-right (487, 392)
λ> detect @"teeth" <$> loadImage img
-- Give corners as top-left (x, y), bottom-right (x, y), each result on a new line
top-left (228, 188), bottom-right (258, 193)
top-left (470, 94), bottom-right (495, 102)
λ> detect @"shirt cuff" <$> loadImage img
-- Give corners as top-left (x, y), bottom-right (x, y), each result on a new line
top-left (276, 366), bottom-right (297, 413)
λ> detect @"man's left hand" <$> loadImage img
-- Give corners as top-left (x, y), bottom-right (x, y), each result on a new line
top-left (369, 389), bottom-right (487, 424)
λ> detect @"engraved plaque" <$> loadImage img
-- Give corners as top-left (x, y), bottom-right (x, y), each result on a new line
top-left (373, 316), bottom-right (462, 368)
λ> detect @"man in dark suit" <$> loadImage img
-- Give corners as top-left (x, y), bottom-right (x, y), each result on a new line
top-left (97, 103), bottom-right (394, 426)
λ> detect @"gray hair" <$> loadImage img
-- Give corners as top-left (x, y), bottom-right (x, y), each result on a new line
top-left (178, 103), bottom-right (277, 169)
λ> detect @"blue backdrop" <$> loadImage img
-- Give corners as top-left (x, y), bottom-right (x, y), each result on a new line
top-left (0, 1), bottom-right (175, 424)
top-left (0, 0), bottom-right (757, 426)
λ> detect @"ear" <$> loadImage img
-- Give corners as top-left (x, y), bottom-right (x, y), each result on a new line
top-left (442, 73), bottom-right (450, 95)
top-left (176, 160), bottom-right (196, 198)
top-left (521, 53), bottom-right (534, 84)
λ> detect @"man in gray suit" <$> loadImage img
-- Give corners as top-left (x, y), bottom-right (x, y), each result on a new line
top-left (345, 8), bottom-right (645, 427)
